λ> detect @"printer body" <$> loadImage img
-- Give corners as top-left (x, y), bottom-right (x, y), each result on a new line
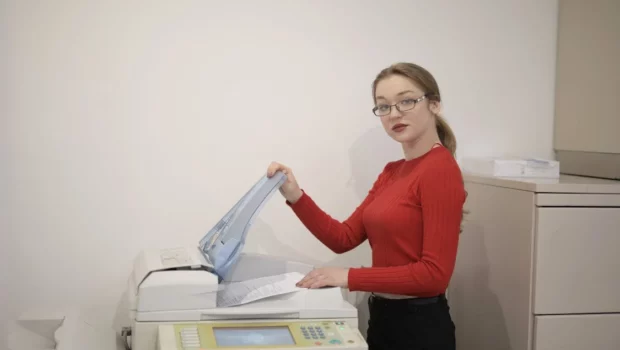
top-left (114, 172), bottom-right (368, 350)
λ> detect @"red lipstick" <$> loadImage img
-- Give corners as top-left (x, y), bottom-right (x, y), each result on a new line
top-left (392, 123), bottom-right (407, 132)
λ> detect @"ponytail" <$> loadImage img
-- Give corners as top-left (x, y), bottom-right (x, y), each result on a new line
top-left (435, 114), bottom-right (457, 157)
top-left (435, 113), bottom-right (467, 233)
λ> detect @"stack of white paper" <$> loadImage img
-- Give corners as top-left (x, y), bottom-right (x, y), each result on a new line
top-left (462, 157), bottom-right (560, 178)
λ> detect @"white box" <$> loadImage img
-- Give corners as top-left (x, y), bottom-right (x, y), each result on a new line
top-left (461, 157), bottom-right (560, 178)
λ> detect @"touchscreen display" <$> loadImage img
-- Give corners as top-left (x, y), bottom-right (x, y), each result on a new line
top-left (213, 326), bottom-right (296, 346)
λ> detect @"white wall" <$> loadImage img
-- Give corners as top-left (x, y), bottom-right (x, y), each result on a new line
top-left (2, 0), bottom-right (559, 343)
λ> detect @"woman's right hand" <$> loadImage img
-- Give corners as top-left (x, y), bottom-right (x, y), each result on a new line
top-left (267, 161), bottom-right (303, 204)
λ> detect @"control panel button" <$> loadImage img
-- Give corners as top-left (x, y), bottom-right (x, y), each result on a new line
top-left (298, 322), bottom-right (336, 343)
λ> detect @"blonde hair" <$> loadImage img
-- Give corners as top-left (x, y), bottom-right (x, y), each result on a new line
top-left (372, 62), bottom-right (468, 232)
top-left (372, 62), bottom-right (458, 157)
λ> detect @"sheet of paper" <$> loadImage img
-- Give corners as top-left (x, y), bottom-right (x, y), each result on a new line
top-left (217, 272), bottom-right (306, 307)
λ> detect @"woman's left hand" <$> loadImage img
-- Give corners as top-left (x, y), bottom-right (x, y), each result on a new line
top-left (296, 267), bottom-right (350, 289)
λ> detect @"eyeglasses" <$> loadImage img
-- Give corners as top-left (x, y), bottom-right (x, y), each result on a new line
top-left (372, 94), bottom-right (428, 117)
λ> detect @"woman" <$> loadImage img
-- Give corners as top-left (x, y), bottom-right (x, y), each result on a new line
top-left (267, 62), bottom-right (466, 350)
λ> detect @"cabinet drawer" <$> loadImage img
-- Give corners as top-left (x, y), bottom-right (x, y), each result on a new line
top-left (534, 314), bottom-right (620, 350)
top-left (533, 207), bottom-right (620, 314)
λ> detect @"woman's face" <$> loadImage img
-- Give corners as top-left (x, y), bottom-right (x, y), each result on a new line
top-left (374, 74), bottom-right (439, 144)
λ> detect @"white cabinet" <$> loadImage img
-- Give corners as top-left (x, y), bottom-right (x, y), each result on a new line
top-left (447, 174), bottom-right (620, 350)
top-left (534, 314), bottom-right (620, 350)
top-left (533, 207), bottom-right (620, 315)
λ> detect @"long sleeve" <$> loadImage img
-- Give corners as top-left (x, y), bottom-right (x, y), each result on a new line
top-left (347, 160), bottom-right (466, 296)
top-left (286, 163), bottom-right (396, 254)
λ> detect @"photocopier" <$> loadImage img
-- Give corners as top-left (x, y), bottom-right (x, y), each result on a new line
top-left (111, 171), bottom-right (368, 350)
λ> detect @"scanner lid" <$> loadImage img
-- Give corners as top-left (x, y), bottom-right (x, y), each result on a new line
top-left (199, 171), bottom-right (287, 281)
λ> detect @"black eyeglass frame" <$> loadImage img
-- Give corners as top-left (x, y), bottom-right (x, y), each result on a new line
top-left (372, 93), bottom-right (430, 117)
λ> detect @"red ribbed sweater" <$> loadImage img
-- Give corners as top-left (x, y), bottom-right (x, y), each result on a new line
top-left (287, 146), bottom-right (466, 296)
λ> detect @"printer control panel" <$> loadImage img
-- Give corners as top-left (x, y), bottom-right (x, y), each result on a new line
top-left (157, 320), bottom-right (366, 349)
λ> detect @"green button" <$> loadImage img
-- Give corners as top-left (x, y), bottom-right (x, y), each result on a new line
top-left (329, 339), bottom-right (342, 344)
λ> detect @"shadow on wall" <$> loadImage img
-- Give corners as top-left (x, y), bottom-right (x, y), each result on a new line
top-left (343, 125), bottom-right (400, 337)
top-left (251, 126), bottom-right (399, 338)
top-left (346, 126), bottom-right (400, 199)
top-left (448, 222), bottom-right (511, 350)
